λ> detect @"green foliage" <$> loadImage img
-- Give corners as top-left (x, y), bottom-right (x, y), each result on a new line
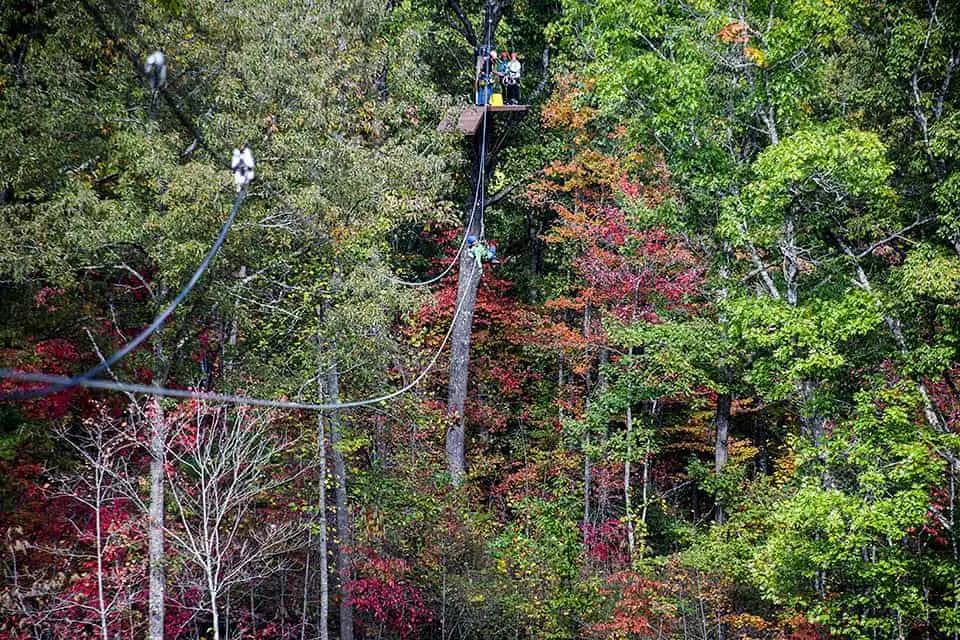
top-left (739, 126), bottom-right (896, 238)
top-left (728, 290), bottom-right (884, 402)
top-left (748, 384), bottom-right (951, 637)
top-left (4, 0), bottom-right (960, 637)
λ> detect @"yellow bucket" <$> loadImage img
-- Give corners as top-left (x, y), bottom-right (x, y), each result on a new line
top-left (490, 92), bottom-right (504, 107)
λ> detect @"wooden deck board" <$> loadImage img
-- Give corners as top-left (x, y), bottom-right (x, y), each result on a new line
top-left (437, 105), bottom-right (531, 135)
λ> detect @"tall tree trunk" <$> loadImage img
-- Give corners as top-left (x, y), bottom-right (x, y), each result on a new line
top-left (94, 451), bottom-right (109, 640)
top-left (316, 325), bottom-right (330, 640)
top-left (714, 392), bottom-right (731, 524)
top-left (209, 586), bottom-right (220, 640)
top-left (148, 396), bottom-right (166, 640)
top-left (445, 115), bottom-right (490, 485)
top-left (781, 208), bottom-right (827, 445)
top-left (640, 437), bottom-right (650, 528)
top-left (582, 304), bottom-right (593, 533)
top-left (781, 209), bottom-right (799, 308)
top-left (326, 363), bottom-right (354, 640)
top-left (596, 347), bottom-right (611, 520)
top-left (715, 255), bottom-right (733, 525)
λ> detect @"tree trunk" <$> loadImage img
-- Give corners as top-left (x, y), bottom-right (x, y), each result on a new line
top-left (582, 304), bottom-right (593, 533)
top-left (714, 392), bottom-right (731, 524)
top-left (596, 348), bottom-right (611, 520)
top-left (641, 437), bottom-right (650, 528)
top-left (94, 455), bottom-right (108, 640)
top-left (326, 363), bottom-right (354, 640)
top-left (148, 396), bottom-right (166, 640)
top-left (316, 346), bottom-right (330, 640)
top-left (781, 209), bottom-right (827, 447)
top-left (210, 588), bottom-right (220, 640)
top-left (445, 117), bottom-right (489, 486)
top-left (781, 208), bottom-right (799, 308)
top-left (583, 428), bottom-right (591, 531)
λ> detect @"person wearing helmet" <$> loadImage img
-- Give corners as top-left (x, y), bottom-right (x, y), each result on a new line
top-left (468, 235), bottom-right (498, 271)
top-left (496, 52), bottom-right (509, 97)
top-left (504, 52), bottom-right (522, 104)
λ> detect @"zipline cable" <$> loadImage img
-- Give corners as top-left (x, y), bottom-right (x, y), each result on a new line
top-left (1, 189), bottom-right (247, 401)
top-left (0, 254), bottom-right (474, 410)
top-left (0, 1), bottom-right (254, 403)
top-left (382, 178), bottom-right (481, 287)
top-left (477, 7), bottom-right (493, 243)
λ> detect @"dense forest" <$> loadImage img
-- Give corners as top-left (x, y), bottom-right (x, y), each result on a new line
top-left (2, 0), bottom-right (960, 638)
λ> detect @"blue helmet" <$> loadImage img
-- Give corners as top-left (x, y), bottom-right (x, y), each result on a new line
top-left (467, 235), bottom-right (478, 245)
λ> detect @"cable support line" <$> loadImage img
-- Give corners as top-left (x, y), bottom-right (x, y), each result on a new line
top-left (477, 8), bottom-right (492, 242)
top-left (1, 190), bottom-right (248, 402)
top-left (382, 179), bottom-right (481, 287)
top-left (0, 259), bottom-right (474, 411)
top-left (478, 103), bottom-right (488, 242)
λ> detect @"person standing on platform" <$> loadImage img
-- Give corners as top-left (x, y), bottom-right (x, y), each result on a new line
top-left (504, 52), bottom-right (522, 104)
top-left (496, 52), bottom-right (509, 100)
top-left (476, 49), bottom-right (499, 105)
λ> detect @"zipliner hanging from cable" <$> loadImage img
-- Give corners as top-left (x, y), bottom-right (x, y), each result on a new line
top-left (467, 235), bottom-right (497, 272)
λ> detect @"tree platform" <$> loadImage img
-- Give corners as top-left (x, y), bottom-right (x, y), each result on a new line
top-left (437, 105), bottom-right (530, 135)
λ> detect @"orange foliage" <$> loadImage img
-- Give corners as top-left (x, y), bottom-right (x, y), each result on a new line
top-left (585, 571), bottom-right (675, 640)
top-left (541, 74), bottom-right (598, 132)
top-left (718, 20), bottom-right (751, 44)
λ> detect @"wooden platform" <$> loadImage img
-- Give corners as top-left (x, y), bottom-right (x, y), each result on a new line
top-left (487, 105), bottom-right (530, 112)
top-left (437, 105), bottom-right (530, 135)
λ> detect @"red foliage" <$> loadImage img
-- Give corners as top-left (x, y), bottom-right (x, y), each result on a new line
top-left (585, 570), bottom-right (670, 640)
top-left (582, 518), bottom-right (628, 567)
top-left (786, 619), bottom-right (832, 640)
top-left (33, 286), bottom-right (66, 312)
top-left (528, 140), bottom-right (704, 396)
top-left (347, 550), bottom-right (432, 640)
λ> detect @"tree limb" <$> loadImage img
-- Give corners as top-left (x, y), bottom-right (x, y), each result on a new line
top-left (446, 0), bottom-right (477, 47)
top-left (527, 46), bottom-right (552, 103)
top-left (485, 169), bottom-right (544, 208)
top-left (854, 216), bottom-right (935, 259)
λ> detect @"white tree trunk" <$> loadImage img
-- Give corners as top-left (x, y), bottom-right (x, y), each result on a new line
top-left (148, 397), bottom-right (166, 640)
top-left (326, 364), bottom-right (354, 640)
top-left (317, 361), bottom-right (330, 640)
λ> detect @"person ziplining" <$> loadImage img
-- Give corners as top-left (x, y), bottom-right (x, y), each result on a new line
top-left (467, 235), bottom-right (497, 271)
